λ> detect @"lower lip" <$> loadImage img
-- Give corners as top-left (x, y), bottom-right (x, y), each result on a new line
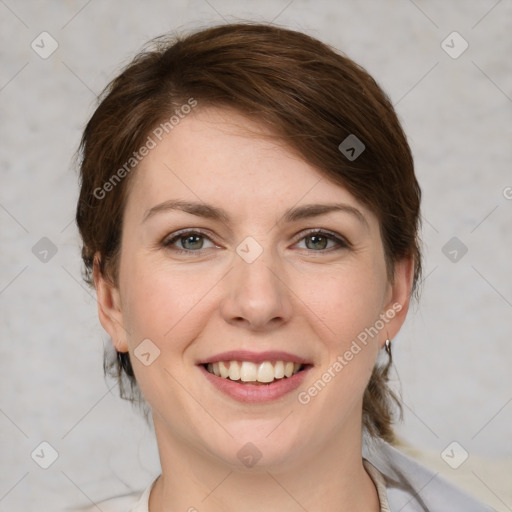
top-left (199, 365), bottom-right (311, 403)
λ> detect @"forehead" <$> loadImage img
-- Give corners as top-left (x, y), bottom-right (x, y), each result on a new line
top-left (125, 107), bottom-right (373, 223)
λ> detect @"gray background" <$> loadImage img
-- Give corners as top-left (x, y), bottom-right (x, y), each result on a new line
top-left (1, 1), bottom-right (511, 511)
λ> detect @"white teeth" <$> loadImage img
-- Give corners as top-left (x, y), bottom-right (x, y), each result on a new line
top-left (274, 360), bottom-right (285, 379)
top-left (240, 361), bottom-right (258, 382)
top-left (228, 361), bottom-right (240, 380)
top-left (219, 361), bottom-right (229, 378)
top-left (257, 361), bottom-right (275, 383)
top-left (206, 360), bottom-right (304, 383)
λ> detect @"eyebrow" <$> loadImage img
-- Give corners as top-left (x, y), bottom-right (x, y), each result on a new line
top-left (142, 199), bottom-right (369, 229)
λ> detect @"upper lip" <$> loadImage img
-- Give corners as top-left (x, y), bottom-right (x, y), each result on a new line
top-left (197, 350), bottom-right (311, 365)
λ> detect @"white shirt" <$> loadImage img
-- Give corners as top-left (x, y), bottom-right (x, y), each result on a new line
top-left (73, 437), bottom-right (493, 511)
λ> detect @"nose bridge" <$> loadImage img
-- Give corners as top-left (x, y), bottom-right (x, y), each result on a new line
top-left (220, 235), bottom-right (292, 329)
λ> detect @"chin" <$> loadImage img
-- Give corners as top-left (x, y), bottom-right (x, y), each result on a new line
top-left (197, 420), bottom-right (309, 473)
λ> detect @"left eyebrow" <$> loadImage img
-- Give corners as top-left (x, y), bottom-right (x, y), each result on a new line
top-left (281, 203), bottom-right (369, 229)
top-left (142, 199), bottom-right (369, 229)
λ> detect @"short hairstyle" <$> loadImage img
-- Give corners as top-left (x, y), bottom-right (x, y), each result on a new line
top-left (76, 22), bottom-right (421, 443)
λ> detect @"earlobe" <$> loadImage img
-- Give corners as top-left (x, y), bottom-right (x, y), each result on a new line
top-left (93, 253), bottom-right (129, 353)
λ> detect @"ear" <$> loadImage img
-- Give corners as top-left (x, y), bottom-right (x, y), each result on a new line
top-left (93, 253), bottom-right (129, 353)
top-left (380, 256), bottom-right (415, 346)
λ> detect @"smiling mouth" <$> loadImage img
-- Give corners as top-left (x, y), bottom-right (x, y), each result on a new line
top-left (204, 360), bottom-right (305, 385)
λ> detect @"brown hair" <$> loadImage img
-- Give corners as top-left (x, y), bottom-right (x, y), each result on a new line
top-left (76, 22), bottom-right (421, 443)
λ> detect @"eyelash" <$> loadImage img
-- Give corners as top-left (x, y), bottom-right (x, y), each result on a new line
top-left (162, 228), bottom-right (350, 255)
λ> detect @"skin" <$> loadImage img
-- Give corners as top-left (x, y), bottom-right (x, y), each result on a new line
top-left (94, 107), bottom-right (413, 512)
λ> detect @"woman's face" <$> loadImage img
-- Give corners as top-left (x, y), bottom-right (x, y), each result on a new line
top-left (96, 107), bottom-right (411, 470)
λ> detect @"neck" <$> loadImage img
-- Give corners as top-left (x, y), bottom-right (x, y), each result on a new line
top-left (148, 418), bottom-right (380, 512)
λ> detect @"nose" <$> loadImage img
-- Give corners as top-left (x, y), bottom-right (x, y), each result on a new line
top-left (219, 246), bottom-right (293, 332)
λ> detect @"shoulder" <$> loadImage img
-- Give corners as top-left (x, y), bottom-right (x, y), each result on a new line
top-left (363, 436), bottom-right (494, 512)
top-left (70, 478), bottom-right (155, 512)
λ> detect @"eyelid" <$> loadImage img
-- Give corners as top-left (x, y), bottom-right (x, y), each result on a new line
top-left (162, 228), bottom-right (219, 249)
top-left (292, 228), bottom-right (351, 250)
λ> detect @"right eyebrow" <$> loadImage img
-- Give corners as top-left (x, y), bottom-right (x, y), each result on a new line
top-left (142, 200), bottom-right (230, 224)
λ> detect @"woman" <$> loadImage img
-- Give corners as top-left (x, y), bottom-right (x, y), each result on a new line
top-left (75, 22), bottom-right (493, 512)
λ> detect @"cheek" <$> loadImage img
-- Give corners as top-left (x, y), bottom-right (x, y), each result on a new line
top-left (297, 262), bottom-right (386, 397)
top-left (302, 261), bottom-right (387, 342)
top-left (296, 285), bottom-right (382, 432)
top-left (118, 260), bottom-right (217, 403)
top-left (120, 256), bottom-right (218, 349)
